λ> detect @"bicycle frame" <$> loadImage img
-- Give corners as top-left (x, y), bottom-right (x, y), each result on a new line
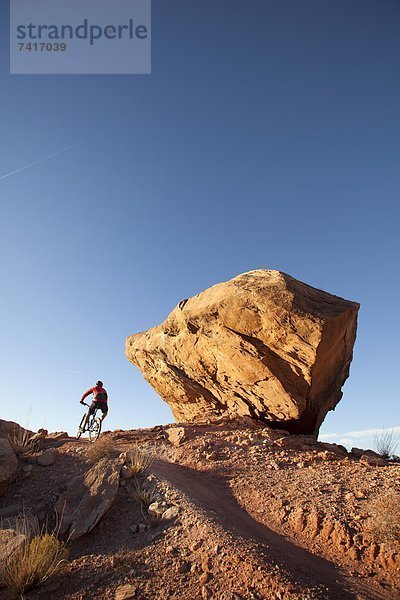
top-left (77, 401), bottom-right (102, 442)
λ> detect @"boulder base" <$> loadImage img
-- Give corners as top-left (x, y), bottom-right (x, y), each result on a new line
top-left (126, 270), bottom-right (359, 435)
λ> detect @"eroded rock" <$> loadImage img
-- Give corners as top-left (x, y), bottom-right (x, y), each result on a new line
top-left (55, 458), bottom-right (122, 540)
top-left (126, 270), bottom-right (359, 435)
top-left (0, 419), bottom-right (33, 441)
top-left (166, 427), bottom-right (186, 446)
top-left (37, 448), bottom-right (56, 466)
top-left (0, 438), bottom-right (18, 496)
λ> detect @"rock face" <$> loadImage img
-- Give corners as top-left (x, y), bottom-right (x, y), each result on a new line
top-left (0, 438), bottom-right (18, 497)
top-left (55, 458), bottom-right (122, 540)
top-left (0, 419), bottom-right (33, 441)
top-left (126, 270), bottom-right (359, 435)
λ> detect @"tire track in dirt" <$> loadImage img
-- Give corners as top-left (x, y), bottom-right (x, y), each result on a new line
top-left (153, 459), bottom-right (395, 600)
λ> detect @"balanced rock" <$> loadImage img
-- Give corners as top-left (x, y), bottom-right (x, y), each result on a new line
top-left (126, 270), bottom-right (359, 435)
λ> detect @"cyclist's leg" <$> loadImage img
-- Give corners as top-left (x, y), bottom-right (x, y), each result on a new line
top-left (99, 404), bottom-right (108, 422)
top-left (83, 402), bottom-right (96, 429)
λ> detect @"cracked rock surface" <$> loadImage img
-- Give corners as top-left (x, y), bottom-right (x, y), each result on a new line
top-left (126, 270), bottom-right (359, 434)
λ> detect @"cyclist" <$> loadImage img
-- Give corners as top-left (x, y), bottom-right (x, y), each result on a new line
top-left (80, 380), bottom-right (109, 427)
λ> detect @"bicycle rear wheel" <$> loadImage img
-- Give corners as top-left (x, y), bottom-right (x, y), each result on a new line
top-left (89, 417), bottom-right (102, 442)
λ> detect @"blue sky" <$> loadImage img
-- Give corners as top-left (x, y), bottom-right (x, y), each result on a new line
top-left (0, 0), bottom-right (399, 451)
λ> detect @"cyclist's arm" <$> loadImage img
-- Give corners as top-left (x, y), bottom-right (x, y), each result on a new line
top-left (80, 387), bottom-right (94, 403)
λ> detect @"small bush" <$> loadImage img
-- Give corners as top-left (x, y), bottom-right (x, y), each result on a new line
top-left (368, 491), bottom-right (400, 542)
top-left (85, 436), bottom-right (116, 464)
top-left (0, 518), bottom-right (68, 595)
top-left (131, 479), bottom-right (156, 509)
top-left (374, 428), bottom-right (398, 459)
top-left (8, 427), bottom-right (38, 456)
top-left (125, 447), bottom-right (154, 475)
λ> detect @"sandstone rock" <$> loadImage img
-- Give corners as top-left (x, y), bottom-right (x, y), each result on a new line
top-left (199, 572), bottom-right (211, 584)
top-left (361, 454), bottom-right (387, 467)
top-left (166, 427), bottom-right (186, 446)
top-left (350, 447), bottom-right (364, 458)
top-left (30, 429), bottom-right (48, 446)
top-left (121, 465), bottom-right (134, 479)
top-left (320, 442), bottom-right (348, 456)
top-left (55, 458), bottom-right (122, 540)
top-left (177, 561), bottom-right (190, 574)
top-left (275, 434), bottom-right (317, 450)
top-left (0, 419), bottom-right (33, 441)
top-left (148, 502), bottom-right (164, 518)
top-left (47, 431), bottom-right (69, 441)
top-left (162, 506), bottom-right (179, 520)
top-left (115, 583), bottom-right (137, 600)
top-left (190, 539), bottom-right (203, 552)
top-left (0, 438), bottom-right (18, 496)
top-left (126, 270), bottom-right (359, 435)
top-left (37, 448), bottom-right (56, 466)
top-left (205, 451), bottom-right (218, 461)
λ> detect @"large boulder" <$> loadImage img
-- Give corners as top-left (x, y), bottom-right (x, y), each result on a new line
top-left (126, 270), bottom-right (359, 435)
top-left (0, 438), bottom-right (18, 496)
top-left (55, 458), bottom-right (122, 540)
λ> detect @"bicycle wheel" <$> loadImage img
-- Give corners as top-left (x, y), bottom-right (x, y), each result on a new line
top-left (76, 413), bottom-right (87, 439)
top-left (89, 416), bottom-right (102, 442)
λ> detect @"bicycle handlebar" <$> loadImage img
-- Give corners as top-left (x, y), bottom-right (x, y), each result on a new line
top-left (81, 401), bottom-right (90, 407)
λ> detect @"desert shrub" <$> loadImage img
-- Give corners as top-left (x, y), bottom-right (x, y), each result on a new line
top-left (131, 479), bottom-right (156, 509)
top-left (0, 518), bottom-right (68, 595)
top-left (85, 436), bottom-right (117, 464)
top-left (374, 428), bottom-right (398, 459)
top-left (368, 491), bottom-right (400, 542)
top-left (125, 446), bottom-right (154, 475)
top-left (8, 427), bottom-right (37, 456)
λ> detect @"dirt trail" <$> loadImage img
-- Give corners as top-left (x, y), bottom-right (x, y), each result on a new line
top-left (153, 459), bottom-right (395, 600)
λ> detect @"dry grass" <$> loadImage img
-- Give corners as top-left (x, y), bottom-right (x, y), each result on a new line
top-left (368, 491), bottom-right (400, 542)
top-left (8, 427), bottom-right (38, 456)
top-left (0, 517), bottom-right (68, 596)
top-left (125, 446), bottom-right (154, 475)
top-left (85, 436), bottom-right (117, 464)
top-left (131, 479), bottom-right (156, 509)
top-left (374, 428), bottom-right (398, 459)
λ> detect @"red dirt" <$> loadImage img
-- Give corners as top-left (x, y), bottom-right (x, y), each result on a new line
top-left (1, 421), bottom-right (399, 599)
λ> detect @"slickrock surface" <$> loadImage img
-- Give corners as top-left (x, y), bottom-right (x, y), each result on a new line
top-left (126, 270), bottom-right (359, 434)
top-left (0, 422), bottom-right (399, 599)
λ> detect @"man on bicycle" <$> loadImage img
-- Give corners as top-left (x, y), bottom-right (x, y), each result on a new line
top-left (80, 380), bottom-right (109, 423)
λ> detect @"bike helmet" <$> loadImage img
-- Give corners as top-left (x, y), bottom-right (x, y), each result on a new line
top-left (96, 380), bottom-right (103, 387)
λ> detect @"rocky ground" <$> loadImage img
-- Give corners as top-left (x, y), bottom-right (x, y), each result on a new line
top-left (0, 420), bottom-right (399, 600)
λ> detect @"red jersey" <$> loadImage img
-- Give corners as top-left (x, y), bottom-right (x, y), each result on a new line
top-left (81, 386), bottom-right (108, 404)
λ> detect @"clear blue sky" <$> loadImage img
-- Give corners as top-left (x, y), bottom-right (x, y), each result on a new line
top-left (1, 1), bottom-right (399, 450)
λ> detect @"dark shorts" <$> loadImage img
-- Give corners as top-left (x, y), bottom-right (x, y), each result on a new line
top-left (89, 401), bottom-right (108, 415)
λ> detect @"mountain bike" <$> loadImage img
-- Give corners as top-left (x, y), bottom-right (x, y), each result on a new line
top-left (76, 402), bottom-right (102, 442)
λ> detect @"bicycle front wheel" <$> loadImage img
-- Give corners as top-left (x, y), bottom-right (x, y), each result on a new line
top-left (89, 417), bottom-right (102, 442)
top-left (76, 413), bottom-right (87, 439)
